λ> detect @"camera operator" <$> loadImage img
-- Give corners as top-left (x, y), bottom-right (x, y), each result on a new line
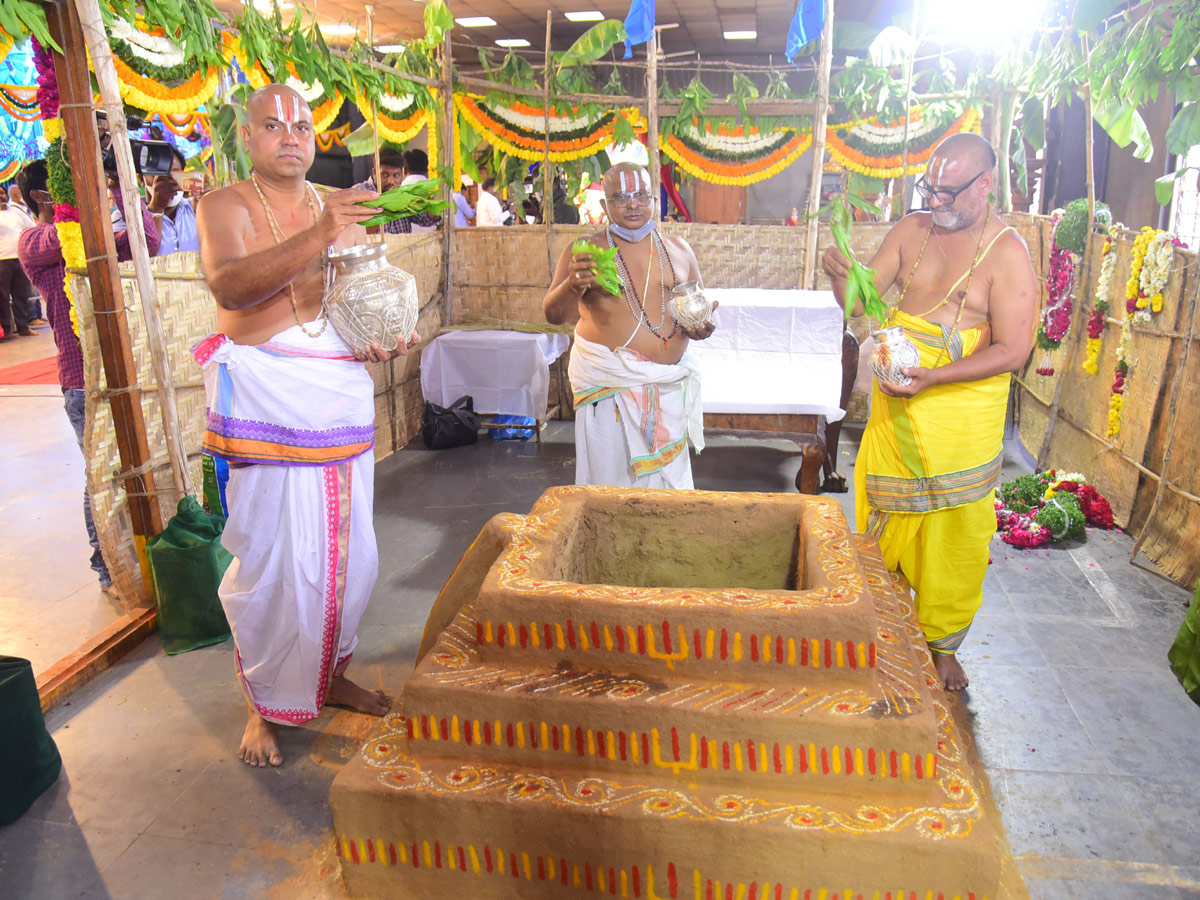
top-left (97, 111), bottom-right (174, 255)
top-left (145, 146), bottom-right (199, 255)
top-left (14, 114), bottom-right (162, 595)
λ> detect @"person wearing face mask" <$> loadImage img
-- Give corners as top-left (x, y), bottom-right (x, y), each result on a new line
top-left (820, 133), bottom-right (1038, 693)
top-left (543, 162), bottom-right (717, 489)
top-left (147, 147), bottom-right (199, 255)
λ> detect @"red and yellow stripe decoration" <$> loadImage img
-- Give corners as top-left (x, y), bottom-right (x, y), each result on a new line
top-left (0, 161), bottom-right (21, 182)
top-left (316, 122), bottom-right (351, 152)
top-left (354, 89), bottom-right (430, 145)
top-left (660, 119), bottom-right (812, 187)
top-left (454, 93), bottom-right (645, 162)
top-left (0, 83), bottom-right (39, 121)
top-left (148, 111), bottom-right (209, 137)
top-left (825, 106), bottom-right (982, 178)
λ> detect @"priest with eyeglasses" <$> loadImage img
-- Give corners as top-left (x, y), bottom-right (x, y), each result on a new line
top-left (543, 162), bottom-right (716, 488)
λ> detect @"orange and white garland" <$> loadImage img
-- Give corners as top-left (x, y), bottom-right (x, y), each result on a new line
top-left (660, 119), bottom-right (811, 186)
top-left (355, 89), bottom-right (430, 145)
top-left (825, 106), bottom-right (982, 178)
top-left (454, 93), bottom-right (644, 162)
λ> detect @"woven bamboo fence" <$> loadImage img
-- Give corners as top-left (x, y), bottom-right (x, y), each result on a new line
top-left (69, 234), bottom-right (445, 609)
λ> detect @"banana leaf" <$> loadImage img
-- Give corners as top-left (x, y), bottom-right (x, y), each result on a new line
top-left (556, 20), bottom-right (627, 67)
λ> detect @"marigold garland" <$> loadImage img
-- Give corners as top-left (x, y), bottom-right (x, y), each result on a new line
top-left (1083, 235), bottom-right (1116, 375)
top-left (0, 83), bottom-right (40, 121)
top-left (660, 128), bottom-right (812, 186)
top-left (355, 92), bottom-right (429, 145)
top-left (427, 91), bottom-right (439, 181)
top-left (454, 93), bottom-right (643, 162)
top-left (112, 55), bottom-right (219, 115)
top-left (825, 107), bottom-right (981, 178)
top-left (310, 93), bottom-right (344, 135)
top-left (0, 161), bottom-right (20, 182)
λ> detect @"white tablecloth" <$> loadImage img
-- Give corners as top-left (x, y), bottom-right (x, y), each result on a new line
top-left (688, 288), bottom-right (846, 421)
top-left (420, 330), bottom-right (572, 420)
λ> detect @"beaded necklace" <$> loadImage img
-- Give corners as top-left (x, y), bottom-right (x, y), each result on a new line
top-left (606, 228), bottom-right (679, 344)
top-left (250, 173), bottom-right (328, 339)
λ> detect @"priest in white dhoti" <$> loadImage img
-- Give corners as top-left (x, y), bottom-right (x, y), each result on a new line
top-left (544, 162), bottom-right (716, 488)
top-left (195, 84), bottom-right (418, 767)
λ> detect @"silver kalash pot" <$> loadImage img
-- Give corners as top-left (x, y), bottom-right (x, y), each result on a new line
top-left (669, 280), bottom-right (713, 329)
top-left (323, 244), bottom-right (419, 354)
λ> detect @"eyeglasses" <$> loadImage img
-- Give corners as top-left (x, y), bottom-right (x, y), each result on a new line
top-left (608, 191), bottom-right (653, 209)
top-left (914, 171), bottom-right (986, 205)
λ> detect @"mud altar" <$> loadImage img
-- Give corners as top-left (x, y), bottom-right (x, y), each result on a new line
top-left (331, 487), bottom-right (1003, 899)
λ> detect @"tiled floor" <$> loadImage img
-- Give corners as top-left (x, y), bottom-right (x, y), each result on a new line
top-left (2, 410), bottom-right (1199, 899)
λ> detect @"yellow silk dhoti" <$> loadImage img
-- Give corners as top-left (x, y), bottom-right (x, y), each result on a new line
top-left (855, 309), bottom-right (1008, 656)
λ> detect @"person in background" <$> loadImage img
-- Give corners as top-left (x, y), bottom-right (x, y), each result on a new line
top-left (17, 158), bottom-right (161, 595)
top-left (351, 147), bottom-right (406, 235)
top-left (397, 148), bottom-right (439, 233)
top-left (452, 175), bottom-right (475, 227)
top-left (0, 187), bottom-right (38, 338)
top-left (783, 207), bottom-right (800, 226)
top-left (8, 184), bottom-right (32, 216)
top-left (474, 176), bottom-right (504, 227)
top-left (551, 178), bottom-right (580, 225)
top-left (147, 146), bottom-right (199, 255)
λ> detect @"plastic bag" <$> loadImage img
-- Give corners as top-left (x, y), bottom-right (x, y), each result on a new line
top-left (489, 414), bottom-right (536, 441)
top-left (0, 656), bottom-right (61, 825)
top-left (146, 495), bottom-right (232, 655)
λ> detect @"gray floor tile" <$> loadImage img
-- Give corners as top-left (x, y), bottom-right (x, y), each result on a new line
top-left (1055, 667), bottom-right (1200, 778)
top-left (0, 819), bottom-right (136, 899)
top-left (1111, 775), bottom-right (1200, 869)
top-left (1035, 618), bottom-right (1181, 673)
top-left (958, 614), bottom-right (1047, 668)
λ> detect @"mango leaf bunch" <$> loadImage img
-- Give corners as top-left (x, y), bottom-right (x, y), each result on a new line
top-left (830, 199), bottom-right (888, 323)
top-left (357, 179), bottom-right (451, 228)
top-left (572, 240), bottom-right (624, 296)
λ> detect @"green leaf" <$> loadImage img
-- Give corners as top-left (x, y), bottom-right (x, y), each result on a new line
top-left (1165, 103), bottom-right (1200, 157)
top-left (1154, 168), bottom-right (1192, 206)
top-left (612, 114), bottom-right (637, 148)
top-left (845, 192), bottom-right (883, 217)
top-left (846, 172), bottom-right (886, 195)
top-left (1020, 96), bottom-right (1046, 150)
top-left (423, 0), bottom-right (453, 48)
top-left (556, 20), bottom-right (626, 67)
top-left (344, 122), bottom-right (379, 158)
top-left (1071, 0), bottom-right (1124, 33)
top-left (1093, 101), bottom-right (1154, 161)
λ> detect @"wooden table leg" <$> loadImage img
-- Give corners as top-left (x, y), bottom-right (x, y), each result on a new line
top-left (821, 328), bottom-right (860, 493)
top-left (795, 439), bottom-right (826, 494)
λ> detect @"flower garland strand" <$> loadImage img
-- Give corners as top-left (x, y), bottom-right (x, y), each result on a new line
top-left (1083, 234), bottom-right (1116, 375)
top-left (1035, 213), bottom-right (1076, 376)
top-left (32, 38), bottom-right (84, 337)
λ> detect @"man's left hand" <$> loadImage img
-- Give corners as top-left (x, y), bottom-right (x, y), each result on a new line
top-left (357, 329), bottom-right (421, 363)
top-left (878, 365), bottom-right (939, 398)
top-left (681, 300), bottom-right (719, 340)
top-left (148, 175), bottom-right (180, 214)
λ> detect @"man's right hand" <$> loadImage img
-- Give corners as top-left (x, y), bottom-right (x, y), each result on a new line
top-left (567, 253), bottom-right (598, 295)
top-left (821, 245), bottom-right (851, 282)
top-left (318, 188), bottom-right (382, 244)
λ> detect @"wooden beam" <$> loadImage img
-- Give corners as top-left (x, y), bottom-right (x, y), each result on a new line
top-left (45, 0), bottom-right (163, 548)
top-left (441, 34), bottom-right (454, 325)
top-left (647, 30), bottom-right (660, 203)
top-left (543, 10), bottom-right (554, 258)
top-left (36, 608), bottom-right (158, 713)
top-left (656, 99), bottom-right (818, 118)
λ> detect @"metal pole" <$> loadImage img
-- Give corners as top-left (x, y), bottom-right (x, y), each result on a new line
top-left (803, 0), bottom-right (835, 289)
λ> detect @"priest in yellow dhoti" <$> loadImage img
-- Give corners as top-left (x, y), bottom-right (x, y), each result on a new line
top-left (822, 133), bottom-right (1039, 690)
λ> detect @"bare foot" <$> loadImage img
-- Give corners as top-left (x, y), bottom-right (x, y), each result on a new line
top-left (327, 673), bottom-right (392, 716)
top-left (238, 709), bottom-right (283, 767)
top-left (932, 652), bottom-right (969, 691)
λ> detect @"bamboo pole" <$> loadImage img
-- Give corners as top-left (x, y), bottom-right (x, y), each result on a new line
top-left (1037, 57), bottom-right (1093, 471)
top-left (74, 0), bottom-right (190, 500)
top-left (366, 5), bottom-right (383, 222)
top-left (44, 0), bottom-right (164, 555)
top-left (803, 0), bottom-right (835, 289)
top-left (441, 33), bottom-right (454, 325)
top-left (898, 0), bottom-right (919, 211)
top-left (1130, 262), bottom-right (1200, 560)
top-left (543, 10), bottom-right (553, 258)
top-left (646, 29), bottom-right (660, 204)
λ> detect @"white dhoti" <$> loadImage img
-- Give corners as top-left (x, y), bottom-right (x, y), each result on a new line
top-left (194, 324), bottom-right (378, 725)
top-left (568, 331), bottom-right (704, 489)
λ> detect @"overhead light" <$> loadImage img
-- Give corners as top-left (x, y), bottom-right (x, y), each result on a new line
top-left (254, 0), bottom-right (293, 9)
top-left (565, 11), bottom-right (604, 22)
top-left (456, 16), bottom-right (497, 27)
top-left (723, 30), bottom-right (757, 39)
top-left (320, 23), bottom-right (359, 35)
top-left (496, 38), bottom-right (531, 47)
top-left (375, 43), bottom-right (406, 53)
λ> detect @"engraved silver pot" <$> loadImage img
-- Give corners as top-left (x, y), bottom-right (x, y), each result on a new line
top-left (324, 243), bottom-right (419, 354)
top-left (669, 280), bottom-right (713, 330)
top-left (869, 326), bottom-right (921, 387)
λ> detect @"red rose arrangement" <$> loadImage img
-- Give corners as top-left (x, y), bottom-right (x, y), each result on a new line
top-left (995, 470), bottom-right (1115, 548)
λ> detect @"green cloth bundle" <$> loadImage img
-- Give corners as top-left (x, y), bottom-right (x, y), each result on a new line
top-left (1169, 581), bottom-right (1200, 706)
top-left (0, 656), bottom-right (62, 825)
top-left (357, 179), bottom-right (452, 228)
top-left (572, 240), bottom-right (624, 296)
top-left (830, 199), bottom-right (888, 323)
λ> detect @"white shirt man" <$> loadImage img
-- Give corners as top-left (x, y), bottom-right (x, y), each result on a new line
top-left (475, 180), bottom-right (504, 227)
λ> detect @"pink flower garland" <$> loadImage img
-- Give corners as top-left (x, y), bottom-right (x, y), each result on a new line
top-left (1035, 218), bottom-right (1077, 376)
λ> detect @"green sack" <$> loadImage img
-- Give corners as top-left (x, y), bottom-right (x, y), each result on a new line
top-left (0, 656), bottom-right (62, 825)
top-left (1168, 581), bottom-right (1200, 706)
top-left (147, 495), bottom-right (233, 655)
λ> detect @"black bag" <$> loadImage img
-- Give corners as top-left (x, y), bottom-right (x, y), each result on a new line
top-left (421, 395), bottom-right (481, 449)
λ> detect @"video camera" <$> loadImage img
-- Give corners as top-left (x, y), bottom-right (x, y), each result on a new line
top-left (97, 112), bottom-right (176, 177)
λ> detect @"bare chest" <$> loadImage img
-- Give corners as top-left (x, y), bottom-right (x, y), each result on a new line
top-left (893, 235), bottom-right (997, 328)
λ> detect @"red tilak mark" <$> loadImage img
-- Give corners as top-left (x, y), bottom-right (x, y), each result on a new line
top-left (598, 733), bottom-right (607, 758)
top-left (869, 748), bottom-right (877, 774)
top-left (552, 727), bottom-right (561, 751)
top-left (440, 719), bottom-right (449, 741)
top-left (619, 731), bottom-right (628, 761)
top-left (464, 721), bottom-right (473, 746)
top-left (420, 717), bottom-right (430, 740)
top-left (694, 628), bottom-right (703, 658)
top-left (610, 867), bottom-right (617, 894)
top-left (538, 857), bottom-right (546, 881)
top-left (662, 621), bottom-right (672, 654)
top-left (700, 737), bottom-right (709, 769)
top-left (776, 885), bottom-right (783, 900)
top-left (349, 841), bottom-right (360, 863)
top-left (476, 622), bottom-right (484, 644)
top-left (668, 862), bottom-right (678, 898)
top-left (434, 842), bottom-right (442, 869)
top-left (506, 723), bottom-right (514, 747)
top-left (591, 621), bottom-right (601, 647)
top-left (510, 853), bottom-right (519, 878)
top-left (776, 635), bottom-right (784, 663)
top-left (798, 744), bottom-right (808, 773)
top-left (726, 885), bottom-right (735, 900)
top-left (544, 623), bottom-right (553, 648)
top-left (485, 847), bottom-right (494, 873)
top-left (748, 739), bottom-right (757, 771)
top-left (773, 743), bottom-right (782, 773)
top-left (411, 844), bottom-right (420, 868)
top-left (562, 858), bottom-right (569, 885)
top-left (586, 864), bottom-right (594, 891)
top-left (497, 625), bottom-right (506, 648)
top-left (519, 625), bottom-right (528, 648)
top-left (932, 756), bottom-right (938, 778)
top-left (633, 866), bottom-right (642, 898)
top-left (748, 883), bottom-right (757, 900)
top-left (388, 843), bottom-right (397, 866)
top-left (637, 626), bottom-right (646, 655)
top-left (706, 880), bottom-right (714, 900)
top-left (566, 619), bottom-right (577, 649)
top-left (671, 727), bottom-right (681, 761)
top-left (616, 627), bottom-right (627, 653)
top-left (722, 741), bottom-right (731, 770)
top-left (821, 747), bottom-right (830, 774)
top-left (915, 754), bottom-right (924, 779)
top-left (848, 641), bottom-right (857, 669)
top-left (406, 717), bottom-right (416, 739)
top-left (869, 643), bottom-right (877, 667)
top-left (458, 847), bottom-right (467, 871)
top-left (642, 732), bottom-right (650, 764)
top-left (890, 750), bottom-right (899, 778)
top-left (483, 722), bottom-right (492, 745)
top-left (367, 841), bottom-right (376, 863)
top-left (824, 639), bottom-right (833, 668)
top-left (844, 747), bottom-right (853, 775)
top-left (576, 727), bottom-right (586, 757)
top-left (800, 638), bottom-right (809, 666)
top-left (720, 629), bottom-right (729, 660)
